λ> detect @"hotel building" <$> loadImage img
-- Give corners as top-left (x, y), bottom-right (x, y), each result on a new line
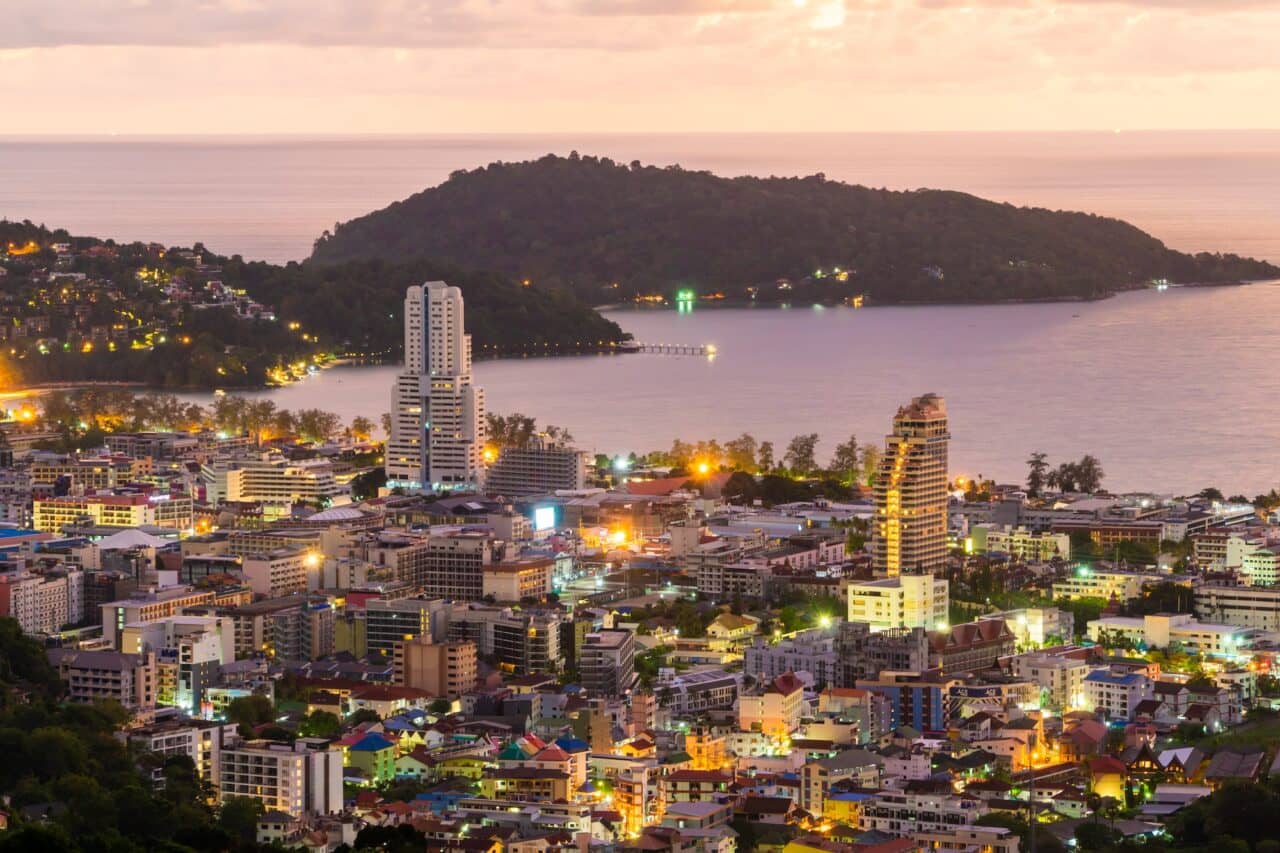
top-left (387, 281), bottom-right (485, 492)
top-left (871, 393), bottom-right (950, 576)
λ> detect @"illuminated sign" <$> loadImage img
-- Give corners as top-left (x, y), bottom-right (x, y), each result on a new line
top-left (534, 506), bottom-right (556, 532)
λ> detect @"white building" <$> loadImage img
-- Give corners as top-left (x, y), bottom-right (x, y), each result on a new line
top-left (1086, 613), bottom-right (1252, 658)
top-left (1082, 667), bottom-right (1154, 720)
top-left (1052, 568), bottom-right (1161, 603)
top-left (0, 567), bottom-right (83, 635)
top-left (743, 629), bottom-right (839, 686)
top-left (241, 548), bottom-right (320, 598)
top-left (859, 790), bottom-right (986, 834)
top-left (387, 282), bottom-right (485, 492)
top-left (200, 455), bottom-right (343, 509)
top-left (969, 524), bottom-right (1070, 562)
top-left (846, 574), bottom-right (948, 632)
top-left (1010, 650), bottom-right (1091, 712)
top-left (120, 614), bottom-right (234, 715)
top-left (1196, 584), bottom-right (1280, 631)
top-left (484, 435), bottom-right (588, 496)
top-left (219, 738), bottom-right (343, 816)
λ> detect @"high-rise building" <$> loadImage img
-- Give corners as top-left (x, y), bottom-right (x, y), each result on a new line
top-left (393, 636), bottom-right (477, 698)
top-left (387, 281), bottom-right (485, 492)
top-left (871, 393), bottom-right (950, 576)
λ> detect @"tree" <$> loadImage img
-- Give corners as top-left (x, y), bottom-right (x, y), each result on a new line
top-left (757, 440), bottom-right (775, 472)
top-left (784, 433), bottom-right (819, 475)
top-left (351, 467), bottom-right (387, 500)
top-left (1026, 451), bottom-right (1049, 497)
top-left (859, 443), bottom-right (881, 486)
top-left (225, 693), bottom-right (274, 736)
top-left (218, 796), bottom-right (264, 844)
top-left (1076, 454), bottom-right (1105, 493)
top-left (298, 709), bottom-right (341, 738)
top-left (1074, 822), bottom-right (1121, 852)
top-left (349, 415), bottom-right (375, 442)
top-left (724, 433), bottom-right (758, 472)
top-left (828, 434), bottom-right (860, 484)
top-left (429, 698), bottom-right (452, 715)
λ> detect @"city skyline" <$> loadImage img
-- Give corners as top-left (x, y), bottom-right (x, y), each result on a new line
top-left (3, 1), bottom-right (1279, 134)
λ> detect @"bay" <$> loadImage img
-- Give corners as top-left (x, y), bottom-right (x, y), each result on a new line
top-left (173, 285), bottom-right (1280, 497)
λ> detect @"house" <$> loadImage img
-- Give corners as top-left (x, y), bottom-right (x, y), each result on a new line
top-left (347, 733), bottom-right (397, 785)
top-left (1184, 703), bottom-right (1223, 734)
top-left (1088, 755), bottom-right (1127, 801)
top-left (256, 811), bottom-right (300, 845)
top-left (706, 613), bottom-right (761, 651)
top-left (735, 795), bottom-right (798, 825)
top-left (1203, 748), bottom-right (1265, 789)
top-left (1157, 747), bottom-right (1206, 784)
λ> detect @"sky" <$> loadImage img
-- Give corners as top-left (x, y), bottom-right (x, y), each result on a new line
top-left (3, 0), bottom-right (1278, 134)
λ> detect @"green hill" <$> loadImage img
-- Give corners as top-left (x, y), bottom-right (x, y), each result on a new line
top-left (310, 153), bottom-right (1278, 304)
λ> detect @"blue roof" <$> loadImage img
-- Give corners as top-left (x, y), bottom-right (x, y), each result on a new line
top-left (0, 528), bottom-right (40, 539)
top-left (555, 736), bottom-right (590, 753)
top-left (349, 733), bottom-right (395, 752)
top-left (1084, 670), bottom-right (1143, 685)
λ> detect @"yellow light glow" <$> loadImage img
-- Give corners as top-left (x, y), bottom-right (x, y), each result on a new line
top-left (696, 461), bottom-right (710, 475)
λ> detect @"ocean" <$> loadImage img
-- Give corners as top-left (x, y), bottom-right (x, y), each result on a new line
top-left (5, 132), bottom-right (1280, 494)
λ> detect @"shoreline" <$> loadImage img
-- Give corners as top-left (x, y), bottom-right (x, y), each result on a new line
top-left (595, 278), bottom-right (1269, 312)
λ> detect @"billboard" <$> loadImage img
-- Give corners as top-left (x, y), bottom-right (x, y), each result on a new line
top-left (534, 505), bottom-right (556, 532)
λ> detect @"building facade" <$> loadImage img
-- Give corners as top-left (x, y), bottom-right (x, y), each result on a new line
top-left (387, 281), bottom-right (485, 492)
top-left (871, 393), bottom-right (950, 576)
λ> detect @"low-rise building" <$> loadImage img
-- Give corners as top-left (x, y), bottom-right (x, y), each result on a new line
top-left (846, 574), bottom-right (948, 632)
top-left (48, 648), bottom-right (157, 710)
top-left (1083, 667), bottom-right (1155, 721)
top-left (219, 738), bottom-right (343, 816)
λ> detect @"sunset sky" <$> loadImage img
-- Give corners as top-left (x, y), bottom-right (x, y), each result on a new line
top-left (3, 0), bottom-right (1277, 134)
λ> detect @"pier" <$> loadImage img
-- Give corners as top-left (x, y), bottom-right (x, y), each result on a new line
top-left (624, 342), bottom-right (717, 356)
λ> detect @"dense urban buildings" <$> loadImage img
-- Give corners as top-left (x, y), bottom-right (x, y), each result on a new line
top-left (871, 393), bottom-right (950, 576)
top-left (386, 281), bottom-right (485, 492)
top-left (5, 374), bottom-right (1280, 852)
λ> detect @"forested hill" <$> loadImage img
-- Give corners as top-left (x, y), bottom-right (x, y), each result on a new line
top-left (310, 154), bottom-right (1279, 304)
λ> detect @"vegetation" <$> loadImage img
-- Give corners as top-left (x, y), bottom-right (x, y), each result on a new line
top-left (0, 616), bottom-right (271, 851)
top-left (0, 218), bottom-right (624, 391)
top-left (311, 153), bottom-right (1278, 305)
top-left (14, 387), bottom-right (368, 453)
top-left (221, 254), bottom-right (624, 359)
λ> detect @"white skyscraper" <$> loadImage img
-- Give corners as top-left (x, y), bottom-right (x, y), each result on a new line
top-left (386, 281), bottom-right (485, 491)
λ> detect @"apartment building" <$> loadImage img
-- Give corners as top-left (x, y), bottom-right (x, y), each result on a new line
top-left (365, 597), bottom-right (448, 655)
top-left (33, 491), bottom-right (193, 533)
top-left (1086, 613), bottom-right (1251, 657)
top-left (969, 524), bottom-right (1070, 562)
top-left (484, 436), bottom-right (588, 496)
top-left (241, 548), bottom-right (318, 598)
top-left (101, 585), bottom-right (219, 648)
top-left (1052, 568), bottom-right (1161, 603)
top-left (800, 750), bottom-right (883, 817)
top-left (1196, 584), bottom-right (1280, 631)
top-left (1083, 668), bottom-right (1154, 721)
top-left (48, 648), bottom-right (157, 710)
top-left (1010, 650), bottom-right (1091, 712)
top-left (871, 393), bottom-right (950, 576)
top-left (580, 628), bottom-right (638, 698)
top-left (127, 719), bottom-right (235, 790)
top-left (481, 557), bottom-right (553, 603)
top-left (219, 738), bottom-right (343, 816)
top-left (846, 574), bottom-right (949, 632)
top-left (200, 455), bottom-right (344, 508)
top-left (653, 669), bottom-right (741, 716)
top-left (0, 567), bottom-right (84, 635)
top-left (393, 636), bottom-right (477, 698)
top-left (446, 603), bottom-right (562, 675)
top-left (859, 790), bottom-right (987, 835)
